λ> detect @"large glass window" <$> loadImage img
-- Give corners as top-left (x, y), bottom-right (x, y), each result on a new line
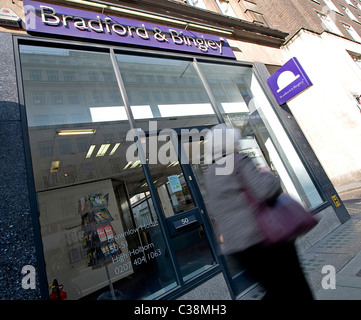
top-left (197, 61), bottom-right (323, 210)
top-left (20, 45), bottom-right (178, 300)
top-left (115, 53), bottom-right (219, 131)
top-left (19, 41), bottom-right (325, 300)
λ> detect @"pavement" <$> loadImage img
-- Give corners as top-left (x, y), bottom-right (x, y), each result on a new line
top-left (239, 185), bottom-right (361, 300)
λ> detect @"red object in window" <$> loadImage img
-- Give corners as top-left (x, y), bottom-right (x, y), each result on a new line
top-left (49, 279), bottom-right (67, 300)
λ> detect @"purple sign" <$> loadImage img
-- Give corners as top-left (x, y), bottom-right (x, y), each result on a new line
top-left (267, 57), bottom-right (312, 105)
top-left (23, 0), bottom-right (235, 58)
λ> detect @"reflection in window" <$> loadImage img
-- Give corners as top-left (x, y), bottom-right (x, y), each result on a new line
top-left (29, 70), bottom-right (42, 81)
top-left (198, 62), bottom-right (323, 210)
top-left (47, 70), bottom-right (59, 81)
top-left (20, 45), bottom-right (126, 127)
top-left (19, 45), bottom-right (178, 300)
top-left (115, 53), bottom-right (219, 130)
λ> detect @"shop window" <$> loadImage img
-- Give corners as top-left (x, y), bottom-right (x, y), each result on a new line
top-left (196, 62), bottom-right (323, 210)
top-left (19, 41), bottom-right (325, 300)
top-left (19, 44), bottom-right (178, 300)
top-left (115, 52), bottom-right (219, 130)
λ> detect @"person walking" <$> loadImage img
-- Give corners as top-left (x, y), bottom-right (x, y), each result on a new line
top-left (203, 124), bottom-right (314, 300)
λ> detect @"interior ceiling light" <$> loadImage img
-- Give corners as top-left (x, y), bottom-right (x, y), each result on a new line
top-left (86, 145), bottom-right (96, 158)
top-left (65, 0), bottom-right (233, 35)
top-left (109, 143), bottom-right (120, 155)
top-left (123, 161), bottom-right (133, 169)
top-left (57, 129), bottom-right (96, 135)
top-left (130, 160), bottom-right (141, 168)
top-left (50, 161), bottom-right (60, 173)
top-left (96, 144), bottom-right (111, 157)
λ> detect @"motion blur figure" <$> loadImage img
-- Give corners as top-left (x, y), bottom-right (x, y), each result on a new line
top-left (204, 124), bottom-right (314, 300)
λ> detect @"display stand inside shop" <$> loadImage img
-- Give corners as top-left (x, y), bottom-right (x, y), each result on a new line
top-left (79, 193), bottom-right (122, 300)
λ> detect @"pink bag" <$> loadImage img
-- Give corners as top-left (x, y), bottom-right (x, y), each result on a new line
top-left (235, 153), bottom-right (318, 246)
top-left (251, 192), bottom-right (319, 246)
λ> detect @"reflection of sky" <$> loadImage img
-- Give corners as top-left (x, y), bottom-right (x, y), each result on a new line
top-left (19, 45), bottom-right (70, 56)
top-left (116, 54), bottom-right (190, 67)
top-left (90, 102), bottom-right (251, 122)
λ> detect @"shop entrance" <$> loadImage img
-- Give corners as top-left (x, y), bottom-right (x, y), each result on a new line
top-left (139, 127), bottom-right (218, 285)
top-left (138, 125), bottom-right (258, 298)
top-left (176, 127), bottom-right (258, 297)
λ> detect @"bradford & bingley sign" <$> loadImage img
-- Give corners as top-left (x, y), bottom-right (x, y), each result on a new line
top-left (23, 0), bottom-right (235, 58)
top-left (267, 57), bottom-right (313, 105)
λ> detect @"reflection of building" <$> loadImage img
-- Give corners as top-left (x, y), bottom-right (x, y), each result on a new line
top-left (0, 0), bottom-right (351, 300)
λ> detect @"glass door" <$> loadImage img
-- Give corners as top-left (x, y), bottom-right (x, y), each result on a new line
top-left (137, 129), bottom-right (218, 283)
top-left (179, 127), bottom-right (258, 297)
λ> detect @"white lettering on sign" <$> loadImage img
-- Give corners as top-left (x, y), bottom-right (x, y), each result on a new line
top-left (36, 5), bottom-right (225, 56)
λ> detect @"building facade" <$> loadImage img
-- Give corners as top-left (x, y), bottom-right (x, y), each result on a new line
top-left (0, 0), bottom-right (350, 300)
top-left (252, 0), bottom-right (361, 191)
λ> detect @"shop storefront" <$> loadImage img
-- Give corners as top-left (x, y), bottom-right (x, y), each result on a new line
top-left (0, 0), bottom-right (350, 300)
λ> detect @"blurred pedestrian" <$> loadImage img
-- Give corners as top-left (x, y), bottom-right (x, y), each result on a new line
top-left (204, 124), bottom-right (314, 300)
